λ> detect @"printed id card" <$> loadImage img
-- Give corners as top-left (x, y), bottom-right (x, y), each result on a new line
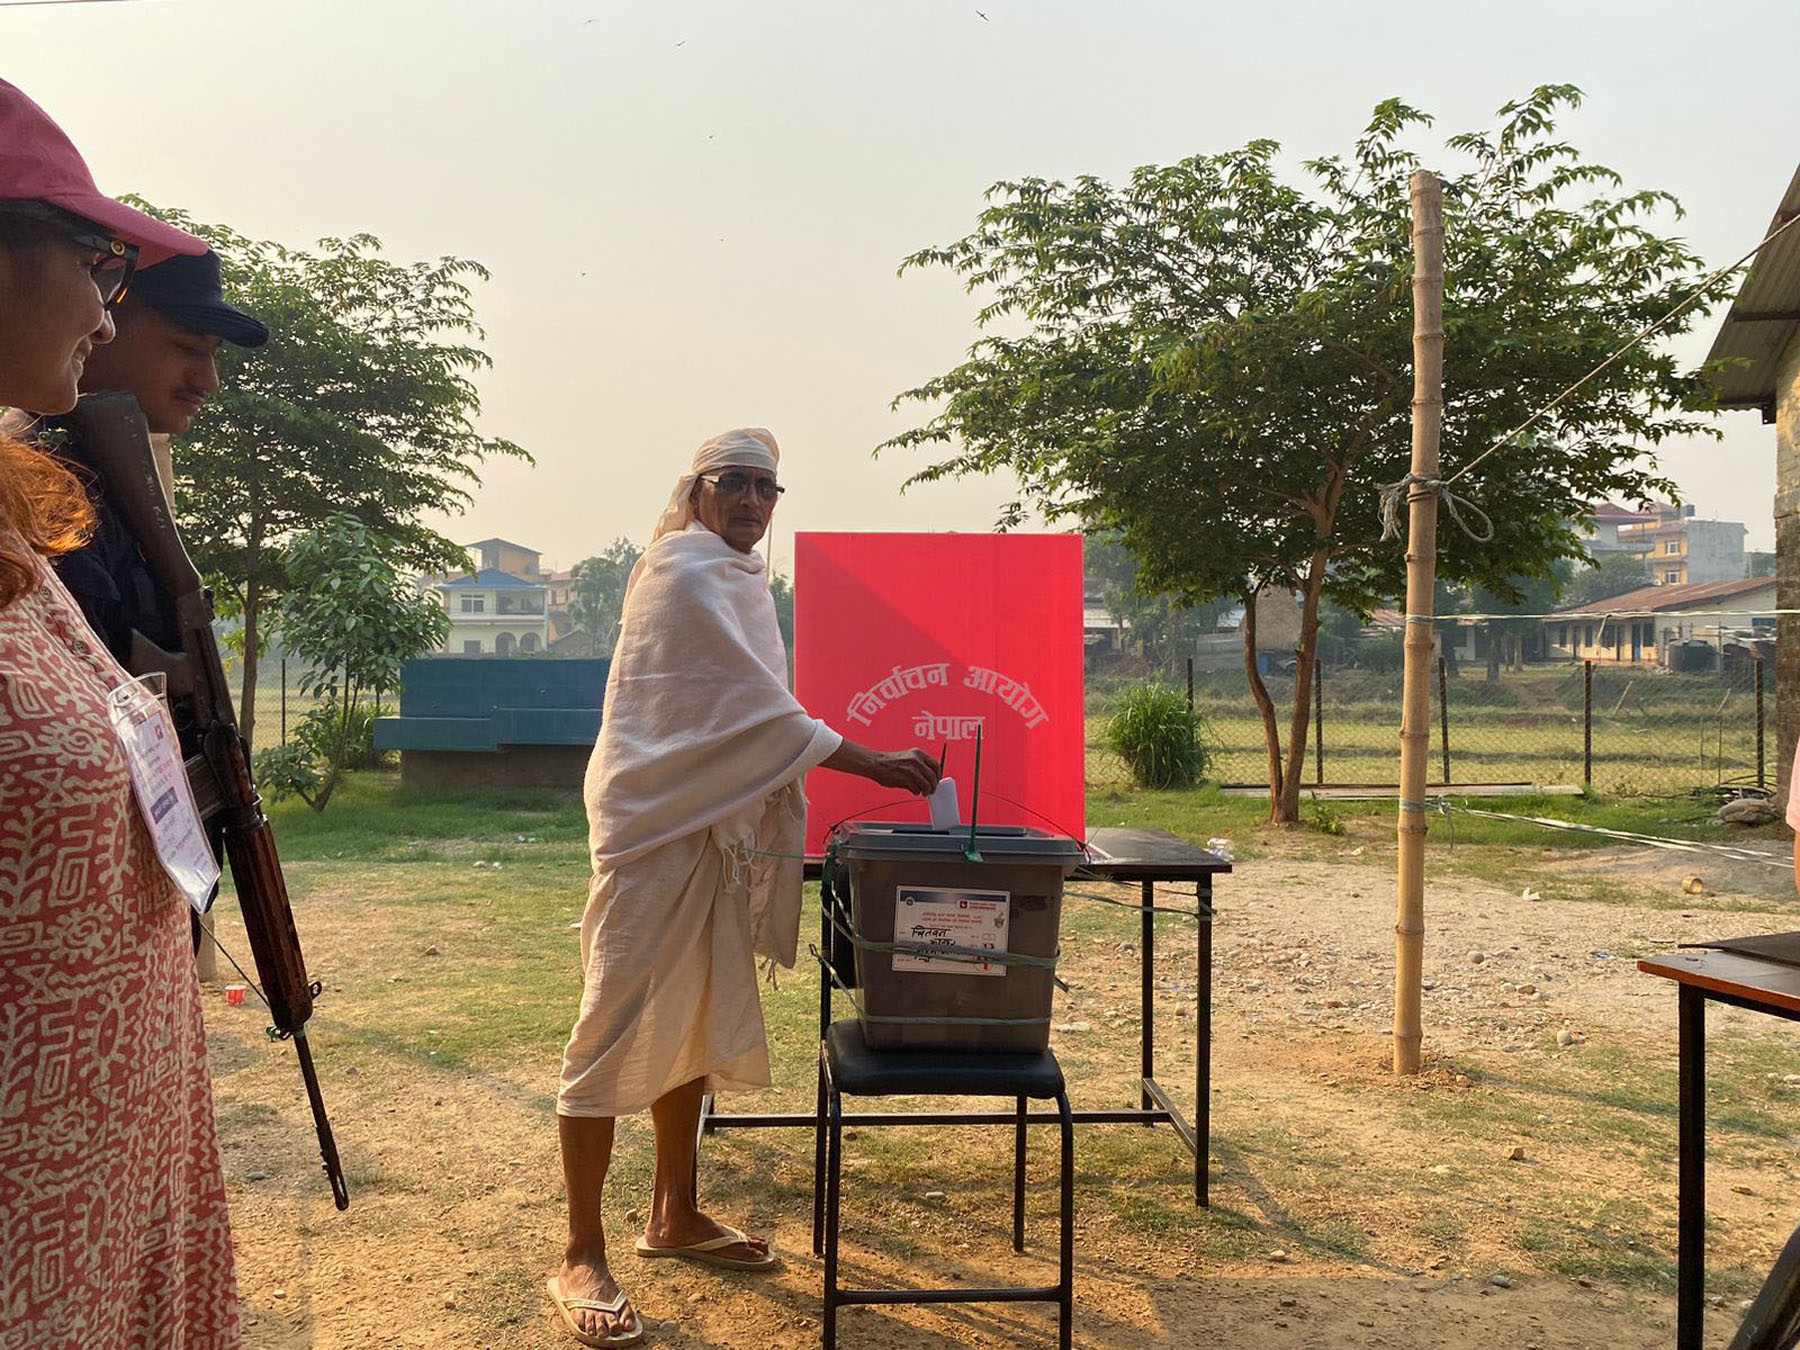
top-left (108, 677), bottom-right (220, 913)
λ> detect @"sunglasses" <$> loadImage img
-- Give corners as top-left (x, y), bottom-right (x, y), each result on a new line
top-left (698, 471), bottom-right (785, 503)
top-left (0, 200), bottom-right (139, 309)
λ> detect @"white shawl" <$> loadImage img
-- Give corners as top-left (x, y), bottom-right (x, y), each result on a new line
top-left (583, 522), bottom-right (840, 966)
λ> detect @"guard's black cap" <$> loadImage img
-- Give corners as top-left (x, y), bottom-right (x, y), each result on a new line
top-left (130, 249), bottom-right (269, 348)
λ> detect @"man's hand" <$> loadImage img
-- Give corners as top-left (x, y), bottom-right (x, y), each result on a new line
top-left (822, 740), bottom-right (943, 797)
top-left (867, 748), bottom-right (942, 796)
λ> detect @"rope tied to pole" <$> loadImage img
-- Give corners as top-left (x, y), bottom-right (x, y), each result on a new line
top-left (1377, 472), bottom-right (1495, 544)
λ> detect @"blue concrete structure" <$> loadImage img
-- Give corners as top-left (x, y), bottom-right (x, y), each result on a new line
top-left (375, 656), bottom-right (605, 789)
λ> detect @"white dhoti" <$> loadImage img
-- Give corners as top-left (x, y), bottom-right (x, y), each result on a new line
top-left (556, 513), bottom-right (840, 1119)
top-left (558, 830), bottom-right (767, 1116)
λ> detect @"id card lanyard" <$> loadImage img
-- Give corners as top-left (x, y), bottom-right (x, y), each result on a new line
top-left (107, 676), bottom-right (221, 913)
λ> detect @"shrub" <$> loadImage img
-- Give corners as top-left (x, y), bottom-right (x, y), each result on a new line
top-left (339, 700), bottom-right (391, 772)
top-left (1356, 633), bottom-right (1407, 674)
top-left (252, 700), bottom-right (391, 806)
top-left (1105, 682), bottom-right (1207, 789)
top-left (253, 741), bottom-right (321, 804)
top-left (1306, 793), bottom-right (1346, 836)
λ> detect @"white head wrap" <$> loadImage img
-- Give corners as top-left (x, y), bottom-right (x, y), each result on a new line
top-left (653, 427), bottom-right (781, 542)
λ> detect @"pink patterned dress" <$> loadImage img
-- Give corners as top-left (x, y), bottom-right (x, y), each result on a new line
top-left (0, 563), bottom-right (239, 1349)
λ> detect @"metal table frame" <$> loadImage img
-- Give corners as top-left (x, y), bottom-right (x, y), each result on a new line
top-left (698, 827), bottom-right (1231, 1206)
top-left (1638, 944), bottom-right (1800, 1350)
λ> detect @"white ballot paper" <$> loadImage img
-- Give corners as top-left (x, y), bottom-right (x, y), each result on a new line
top-left (108, 677), bottom-right (221, 913)
top-left (893, 885), bottom-right (1009, 977)
top-left (928, 776), bottom-right (960, 831)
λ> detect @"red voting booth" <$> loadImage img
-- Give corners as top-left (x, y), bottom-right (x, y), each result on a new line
top-left (794, 533), bottom-right (1085, 856)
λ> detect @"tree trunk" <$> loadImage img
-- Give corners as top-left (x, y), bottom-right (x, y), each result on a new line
top-left (239, 569), bottom-right (260, 747)
top-left (1241, 589), bottom-right (1290, 824)
top-left (1484, 623), bottom-right (1501, 684)
top-left (1278, 552), bottom-right (1330, 824)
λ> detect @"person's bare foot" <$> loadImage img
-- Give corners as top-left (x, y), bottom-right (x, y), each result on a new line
top-left (550, 1253), bottom-right (639, 1344)
top-left (642, 1208), bottom-right (770, 1264)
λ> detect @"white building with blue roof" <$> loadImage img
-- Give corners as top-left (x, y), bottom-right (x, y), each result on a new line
top-left (430, 537), bottom-right (551, 656)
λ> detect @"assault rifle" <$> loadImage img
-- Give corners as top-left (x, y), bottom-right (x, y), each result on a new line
top-left (66, 391), bottom-right (349, 1211)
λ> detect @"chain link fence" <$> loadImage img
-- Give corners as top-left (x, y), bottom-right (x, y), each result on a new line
top-left (222, 653), bottom-right (327, 754)
top-left (246, 643), bottom-right (1773, 797)
top-left (1087, 654), bottom-right (1776, 796)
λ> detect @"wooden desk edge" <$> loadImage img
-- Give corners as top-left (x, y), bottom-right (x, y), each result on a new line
top-left (1638, 951), bottom-right (1800, 1019)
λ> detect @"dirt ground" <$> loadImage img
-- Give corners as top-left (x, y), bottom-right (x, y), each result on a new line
top-left (207, 830), bottom-right (1800, 1349)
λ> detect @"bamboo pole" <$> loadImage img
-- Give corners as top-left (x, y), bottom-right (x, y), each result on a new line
top-left (1393, 170), bottom-right (1444, 1076)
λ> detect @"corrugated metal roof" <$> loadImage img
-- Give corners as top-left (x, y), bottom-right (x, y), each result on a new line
top-left (1703, 164), bottom-right (1800, 412)
top-left (1551, 575), bottom-right (1774, 616)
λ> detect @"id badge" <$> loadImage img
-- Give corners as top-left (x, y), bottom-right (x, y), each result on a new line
top-left (107, 675), bottom-right (221, 913)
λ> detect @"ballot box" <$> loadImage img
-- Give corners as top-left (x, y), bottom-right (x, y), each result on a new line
top-left (828, 822), bottom-right (1084, 1052)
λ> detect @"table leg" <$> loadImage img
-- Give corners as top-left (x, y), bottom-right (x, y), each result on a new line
top-left (819, 892), bottom-right (833, 1040)
top-left (1141, 879), bottom-right (1155, 1118)
top-left (1678, 984), bottom-right (1705, 1350)
top-left (1198, 878), bottom-right (1213, 1209)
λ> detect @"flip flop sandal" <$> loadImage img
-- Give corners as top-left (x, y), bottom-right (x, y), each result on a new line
top-left (634, 1224), bottom-right (779, 1271)
top-left (546, 1277), bottom-right (645, 1348)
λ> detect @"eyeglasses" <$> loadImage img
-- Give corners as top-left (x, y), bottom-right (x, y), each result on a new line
top-left (72, 230), bottom-right (138, 310)
top-left (0, 201), bottom-right (138, 309)
top-left (698, 471), bottom-right (785, 503)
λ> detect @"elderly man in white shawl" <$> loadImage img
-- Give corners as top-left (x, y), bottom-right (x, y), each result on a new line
top-left (547, 429), bottom-right (940, 1347)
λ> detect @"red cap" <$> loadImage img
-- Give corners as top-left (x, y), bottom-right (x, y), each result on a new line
top-left (0, 79), bottom-right (205, 264)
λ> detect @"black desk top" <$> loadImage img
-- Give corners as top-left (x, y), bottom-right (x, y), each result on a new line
top-left (1639, 944), bottom-right (1800, 1021)
top-left (802, 825), bottom-right (1230, 882)
top-left (1080, 827), bottom-right (1232, 880)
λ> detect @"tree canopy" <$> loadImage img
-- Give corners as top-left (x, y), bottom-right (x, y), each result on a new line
top-left (1562, 550), bottom-right (1654, 606)
top-left (885, 85), bottom-right (1727, 820)
top-left (568, 538), bottom-right (644, 651)
top-left (137, 202), bottom-right (527, 742)
top-left (259, 515), bottom-right (449, 812)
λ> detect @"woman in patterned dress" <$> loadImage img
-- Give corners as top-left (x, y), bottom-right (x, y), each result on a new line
top-left (0, 80), bottom-right (242, 1348)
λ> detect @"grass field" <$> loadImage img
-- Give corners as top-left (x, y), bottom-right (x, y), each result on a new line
top-left (1089, 663), bottom-right (1774, 796)
top-left (206, 771), bottom-right (1800, 1347)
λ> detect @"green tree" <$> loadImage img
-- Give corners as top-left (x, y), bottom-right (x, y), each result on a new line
top-left (568, 538), bottom-right (644, 650)
top-left (255, 515), bottom-right (449, 812)
top-left (1086, 532), bottom-right (1232, 667)
top-left (885, 86), bottom-right (1724, 823)
top-left (1469, 566), bottom-right (1568, 680)
top-left (134, 202), bottom-right (527, 745)
top-left (1315, 597), bottom-right (1368, 669)
top-left (769, 569), bottom-right (795, 653)
top-left (1564, 550), bottom-right (1654, 605)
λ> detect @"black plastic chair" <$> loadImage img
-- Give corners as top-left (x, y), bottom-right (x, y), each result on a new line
top-left (811, 1019), bottom-right (1074, 1349)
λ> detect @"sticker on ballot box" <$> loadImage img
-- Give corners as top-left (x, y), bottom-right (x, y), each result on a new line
top-left (892, 887), bottom-right (1010, 977)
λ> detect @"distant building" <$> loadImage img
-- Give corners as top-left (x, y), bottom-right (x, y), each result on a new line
top-left (1081, 584), bottom-right (1128, 656)
top-left (425, 537), bottom-right (550, 655)
top-left (544, 568), bottom-right (576, 642)
top-left (1545, 577), bottom-right (1776, 668)
top-left (1579, 502), bottom-right (1654, 554)
top-left (466, 537), bottom-right (542, 579)
top-left (1614, 505), bottom-right (1747, 586)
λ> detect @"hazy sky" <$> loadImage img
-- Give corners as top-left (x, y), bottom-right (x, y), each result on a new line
top-left (10, 0), bottom-right (1797, 564)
